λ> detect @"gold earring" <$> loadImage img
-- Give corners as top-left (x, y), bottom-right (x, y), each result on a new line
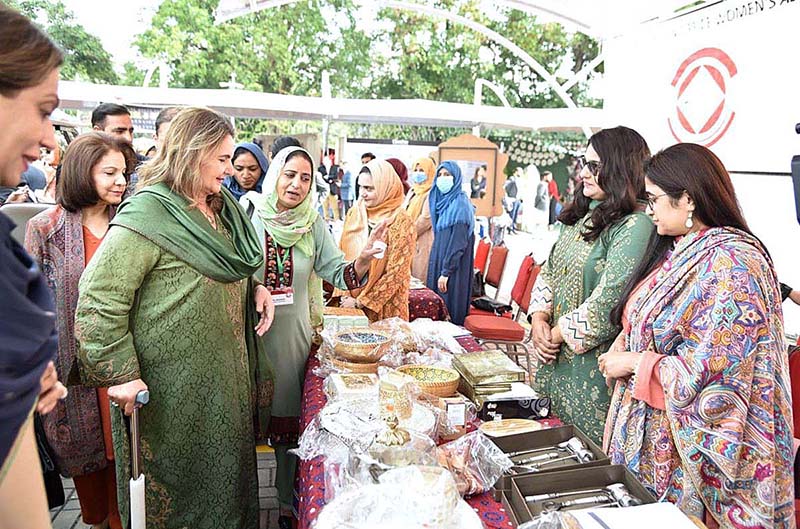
top-left (685, 210), bottom-right (694, 229)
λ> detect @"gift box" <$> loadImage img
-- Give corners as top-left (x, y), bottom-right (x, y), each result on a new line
top-left (453, 350), bottom-right (526, 387)
top-left (489, 424), bottom-right (610, 500)
top-left (323, 307), bottom-right (370, 332)
top-left (506, 465), bottom-right (656, 525)
top-left (326, 373), bottom-right (379, 400)
top-left (477, 385), bottom-right (551, 422)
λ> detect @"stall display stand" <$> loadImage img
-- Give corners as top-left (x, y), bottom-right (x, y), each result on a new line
top-left (295, 336), bottom-right (559, 529)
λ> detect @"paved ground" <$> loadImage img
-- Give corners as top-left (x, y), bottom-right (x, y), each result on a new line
top-left (50, 446), bottom-right (280, 529)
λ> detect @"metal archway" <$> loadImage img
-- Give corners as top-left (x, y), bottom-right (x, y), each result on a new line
top-left (215, 0), bottom-right (603, 137)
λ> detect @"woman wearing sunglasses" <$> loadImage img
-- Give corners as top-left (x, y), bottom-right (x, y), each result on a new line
top-left (528, 126), bottom-right (654, 444)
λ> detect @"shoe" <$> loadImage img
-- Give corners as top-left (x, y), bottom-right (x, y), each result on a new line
top-left (278, 515), bottom-right (293, 529)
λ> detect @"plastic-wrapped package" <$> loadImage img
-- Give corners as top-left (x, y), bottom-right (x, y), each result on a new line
top-left (370, 317), bottom-right (417, 353)
top-left (347, 428), bottom-right (439, 484)
top-left (518, 511), bottom-right (579, 529)
top-left (408, 318), bottom-right (467, 355)
top-left (404, 347), bottom-right (455, 369)
top-left (436, 431), bottom-right (514, 496)
top-left (313, 465), bottom-right (484, 529)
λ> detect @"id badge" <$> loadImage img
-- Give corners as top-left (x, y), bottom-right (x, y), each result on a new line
top-left (271, 287), bottom-right (294, 306)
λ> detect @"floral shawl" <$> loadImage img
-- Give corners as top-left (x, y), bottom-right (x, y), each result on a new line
top-left (24, 205), bottom-right (111, 476)
top-left (603, 227), bottom-right (795, 528)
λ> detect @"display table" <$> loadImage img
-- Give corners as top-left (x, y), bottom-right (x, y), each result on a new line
top-left (295, 335), bottom-right (557, 529)
top-left (408, 287), bottom-right (449, 321)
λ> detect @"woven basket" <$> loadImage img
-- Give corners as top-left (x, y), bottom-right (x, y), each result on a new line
top-left (397, 365), bottom-right (461, 397)
top-left (334, 328), bottom-right (391, 362)
top-left (331, 356), bottom-right (380, 374)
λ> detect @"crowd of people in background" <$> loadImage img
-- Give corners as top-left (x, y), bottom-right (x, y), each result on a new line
top-left (1, 4), bottom-right (798, 529)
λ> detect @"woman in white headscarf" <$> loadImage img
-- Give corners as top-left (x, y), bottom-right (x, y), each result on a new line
top-left (240, 146), bottom-right (385, 527)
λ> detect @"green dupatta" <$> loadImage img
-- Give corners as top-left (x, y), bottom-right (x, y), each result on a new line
top-left (111, 182), bottom-right (274, 439)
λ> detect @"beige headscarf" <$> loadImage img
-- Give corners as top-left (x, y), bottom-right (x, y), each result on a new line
top-left (339, 159), bottom-right (405, 260)
top-left (335, 159), bottom-right (405, 299)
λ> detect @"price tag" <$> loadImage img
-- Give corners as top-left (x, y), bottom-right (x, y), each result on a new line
top-left (271, 287), bottom-right (294, 306)
top-left (446, 402), bottom-right (466, 427)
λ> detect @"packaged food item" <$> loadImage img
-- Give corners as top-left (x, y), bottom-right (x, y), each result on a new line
top-left (435, 431), bottom-right (513, 496)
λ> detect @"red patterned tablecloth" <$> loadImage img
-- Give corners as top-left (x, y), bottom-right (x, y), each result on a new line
top-left (296, 335), bottom-right (552, 529)
top-left (408, 287), bottom-right (449, 321)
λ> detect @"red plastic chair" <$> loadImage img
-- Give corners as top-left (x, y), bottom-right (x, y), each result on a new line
top-left (464, 255), bottom-right (541, 380)
top-left (484, 245), bottom-right (508, 300)
top-left (474, 238), bottom-right (491, 277)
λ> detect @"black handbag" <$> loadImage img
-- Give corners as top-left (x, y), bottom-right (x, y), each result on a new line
top-left (471, 296), bottom-right (512, 316)
top-left (471, 269), bottom-right (485, 298)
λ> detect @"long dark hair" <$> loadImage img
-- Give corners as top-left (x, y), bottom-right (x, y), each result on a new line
top-left (559, 126), bottom-right (650, 242)
top-left (610, 143), bottom-right (752, 325)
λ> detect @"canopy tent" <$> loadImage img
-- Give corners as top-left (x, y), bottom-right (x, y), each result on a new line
top-left (57, 80), bottom-right (605, 132)
top-left (56, 2), bottom-right (708, 133)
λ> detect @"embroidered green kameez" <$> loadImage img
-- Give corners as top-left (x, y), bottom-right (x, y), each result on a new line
top-left (530, 203), bottom-right (652, 443)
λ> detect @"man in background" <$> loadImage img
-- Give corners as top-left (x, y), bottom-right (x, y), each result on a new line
top-left (153, 106), bottom-right (180, 155)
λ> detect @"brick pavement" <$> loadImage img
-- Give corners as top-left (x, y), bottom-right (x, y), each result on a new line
top-left (50, 447), bottom-right (279, 529)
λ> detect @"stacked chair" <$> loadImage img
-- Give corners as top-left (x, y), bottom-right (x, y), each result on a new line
top-left (464, 253), bottom-right (541, 381)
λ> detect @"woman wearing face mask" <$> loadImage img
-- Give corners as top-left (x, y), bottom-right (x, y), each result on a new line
top-left (426, 161), bottom-right (475, 325)
top-left (403, 157), bottom-right (435, 283)
top-left (25, 132), bottom-right (134, 529)
top-left (245, 146), bottom-right (384, 527)
top-left (338, 159), bottom-right (415, 321)
top-left (601, 144), bottom-right (794, 528)
top-left (223, 142), bottom-right (269, 201)
top-left (528, 126), bottom-right (653, 444)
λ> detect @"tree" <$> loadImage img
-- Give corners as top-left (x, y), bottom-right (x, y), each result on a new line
top-left (8, 0), bottom-right (118, 84)
top-left (132, 0), bottom-right (373, 98)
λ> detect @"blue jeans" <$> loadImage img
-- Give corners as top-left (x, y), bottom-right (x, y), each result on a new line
top-left (509, 199), bottom-right (521, 230)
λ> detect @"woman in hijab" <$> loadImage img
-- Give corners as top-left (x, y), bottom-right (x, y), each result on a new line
top-left (244, 147), bottom-right (385, 527)
top-left (426, 161), bottom-right (475, 325)
top-left (403, 157), bottom-right (435, 283)
top-left (223, 142), bottom-right (269, 200)
top-left (338, 159), bottom-right (415, 321)
top-left (386, 157), bottom-right (411, 193)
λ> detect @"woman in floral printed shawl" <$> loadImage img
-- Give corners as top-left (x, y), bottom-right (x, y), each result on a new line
top-left (601, 143), bottom-right (794, 528)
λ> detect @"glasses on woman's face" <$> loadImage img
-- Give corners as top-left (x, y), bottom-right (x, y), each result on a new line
top-left (576, 155), bottom-right (602, 177)
top-left (646, 192), bottom-right (669, 209)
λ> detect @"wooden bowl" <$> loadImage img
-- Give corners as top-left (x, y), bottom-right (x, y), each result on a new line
top-left (397, 365), bottom-right (461, 397)
top-left (334, 328), bottom-right (391, 363)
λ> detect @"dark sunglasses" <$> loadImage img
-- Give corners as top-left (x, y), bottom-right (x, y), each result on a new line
top-left (576, 155), bottom-right (602, 177)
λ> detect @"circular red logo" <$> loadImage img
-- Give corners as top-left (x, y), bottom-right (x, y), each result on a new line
top-left (668, 48), bottom-right (737, 147)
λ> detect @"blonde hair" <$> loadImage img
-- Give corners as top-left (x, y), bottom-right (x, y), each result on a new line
top-left (137, 106), bottom-right (234, 206)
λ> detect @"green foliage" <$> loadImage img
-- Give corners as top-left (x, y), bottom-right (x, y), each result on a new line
top-left (124, 0), bottom-right (602, 138)
top-left (133, 0), bottom-right (372, 97)
top-left (8, 0), bottom-right (118, 84)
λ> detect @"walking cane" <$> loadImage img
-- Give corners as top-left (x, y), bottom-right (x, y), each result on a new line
top-left (129, 390), bottom-right (149, 529)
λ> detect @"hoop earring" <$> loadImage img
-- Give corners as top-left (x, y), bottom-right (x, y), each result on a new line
top-left (685, 210), bottom-right (694, 229)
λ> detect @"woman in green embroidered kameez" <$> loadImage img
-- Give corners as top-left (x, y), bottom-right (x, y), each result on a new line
top-left (240, 146), bottom-right (385, 528)
top-left (528, 126), bottom-right (654, 444)
top-left (75, 107), bottom-right (275, 529)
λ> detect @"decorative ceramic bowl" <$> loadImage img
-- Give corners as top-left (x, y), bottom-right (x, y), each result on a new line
top-left (334, 328), bottom-right (391, 363)
top-left (397, 365), bottom-right (461, 397)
